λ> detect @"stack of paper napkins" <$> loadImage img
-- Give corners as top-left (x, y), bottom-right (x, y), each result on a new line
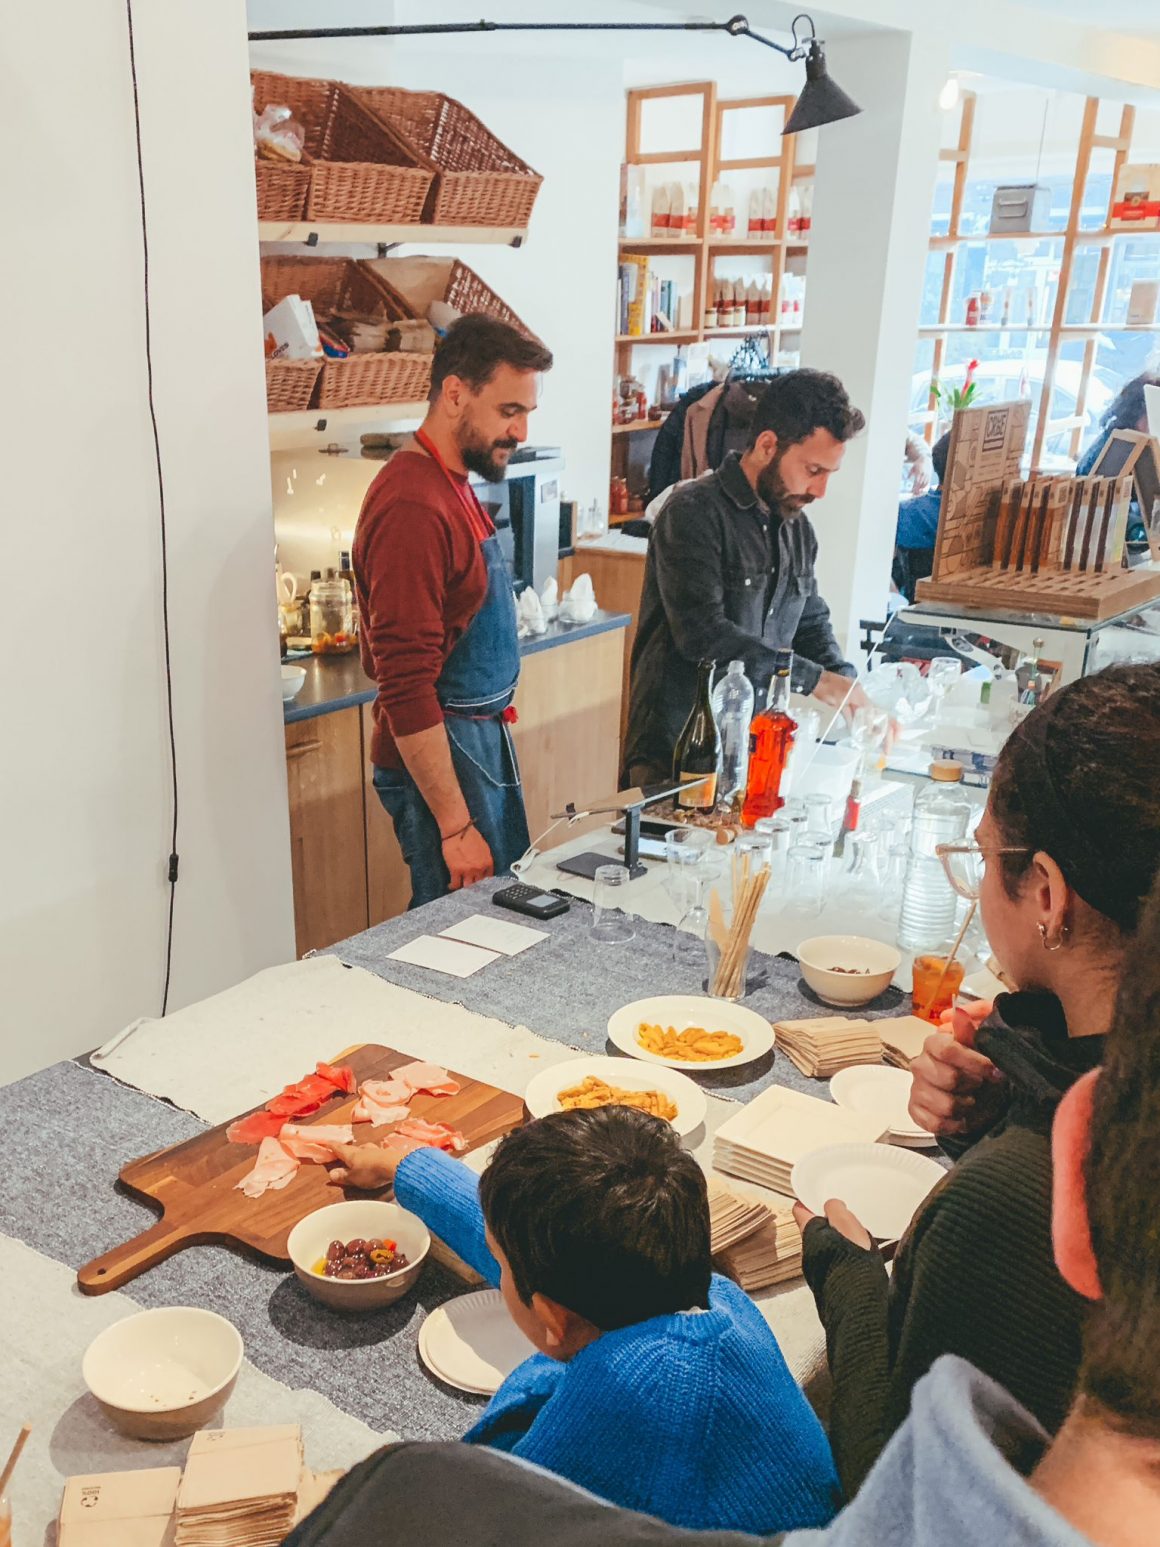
top-left (775, 1016), bottom-right (883, 1078)
top-left (708, 1179), bottom-right (804, 1290)
top-left (59, 1468), bottom-right (180, 1547)
top-left (714, 1083), bottom-right (887, 1195)
top-left (175, 1427), bottom-right (303, 1546)
top-left (877, 1015), bottom-right (935, 1070)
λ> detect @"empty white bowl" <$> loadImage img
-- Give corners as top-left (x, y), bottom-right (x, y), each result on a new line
top-left (287, 1199), bottom-right (430, 1311)
top-left (82, 1306), bottom-right (243, 1440)
top-left (281, 664), bottom-right (307, 701)
top-left (797, 935), bottom-right (902, 1007)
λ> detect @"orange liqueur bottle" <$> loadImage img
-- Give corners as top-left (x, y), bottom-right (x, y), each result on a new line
top-left (741, 649), bottom-right (797, 828)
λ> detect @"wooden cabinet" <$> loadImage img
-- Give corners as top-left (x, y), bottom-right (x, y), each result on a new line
top-left (285, 711), bottom-right (370, 958)
top-left (558, 550), bottom-right (646, 752)
top-left (363, 702), bottom-right (413, 927)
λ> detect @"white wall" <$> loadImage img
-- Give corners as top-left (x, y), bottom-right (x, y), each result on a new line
top-left (1, 0), bottom-right (295, 1083)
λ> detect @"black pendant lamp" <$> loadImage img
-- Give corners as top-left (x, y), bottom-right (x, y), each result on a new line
top-left (248, 11), bottom-right (863, 137)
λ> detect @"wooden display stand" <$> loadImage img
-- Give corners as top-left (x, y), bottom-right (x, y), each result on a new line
top-left (916, 402), bottom-right (1160, 621)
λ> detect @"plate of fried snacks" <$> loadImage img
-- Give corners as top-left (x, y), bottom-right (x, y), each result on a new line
top-left (524, 1056), bottom-right (707, 1138)
top-left (608, 996), bottom-right (776, 1072)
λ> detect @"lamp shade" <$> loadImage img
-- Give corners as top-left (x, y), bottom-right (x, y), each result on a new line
top-left (784, 41), bottom-right (861, 134)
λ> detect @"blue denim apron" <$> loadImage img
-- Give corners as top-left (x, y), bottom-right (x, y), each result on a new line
top-left (373, 439), bottom-right (530, 908)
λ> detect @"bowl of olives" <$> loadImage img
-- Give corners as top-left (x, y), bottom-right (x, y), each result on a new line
top-left (287, 1199), bottom-right (430, 1310)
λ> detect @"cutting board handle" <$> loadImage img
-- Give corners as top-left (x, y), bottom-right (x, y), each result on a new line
top-left (77, 1217), bottom-right (204, 1296)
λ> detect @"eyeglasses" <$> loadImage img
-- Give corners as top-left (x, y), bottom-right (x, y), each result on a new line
top-left (935, 842), bottom-right (1031, 900)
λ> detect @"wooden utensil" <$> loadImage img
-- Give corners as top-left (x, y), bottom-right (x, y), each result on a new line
top-left (76, 1046), bottom-right (525, 1296)
top-left (928, 901), bottom-right (977, 1008)
top-left (0, 1423), bottom-right (30, 1500)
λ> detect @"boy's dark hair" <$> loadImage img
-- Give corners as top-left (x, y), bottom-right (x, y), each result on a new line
top-left (931, 431), bottom-right (952, 486)
top-left (747, 368), bottom-right (865, 451)
top-left (429, 313), bottom-right (553, 402)
top-left (478, 1106), bottom-right (712, 1331)
top-left (1081, 868), bottom-right (1160, 1437)
top-left (990, 665), bottom-right (1160, 933)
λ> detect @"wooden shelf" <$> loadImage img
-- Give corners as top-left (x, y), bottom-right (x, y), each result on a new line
top-left (1059, 321), bottom-right (1159, 333)
top-left (614, 331), bottom-right (700, 346)
top-left (268, 402), bottom-right (427, 451)
top-left (611, 420), bottom-right (666, 435)
top-left (918, 323), bottom-right (1046, 334)
top-left (929, 230), bottom-right (1064, 248)
top-left (259, 220), bottom-right (527, 248)
top-left (619, 236), bottom-right (701, 253)
top-left (704, 323), bottom-right (776, 336)
top-left (708, 237), bottom-right (781, 254)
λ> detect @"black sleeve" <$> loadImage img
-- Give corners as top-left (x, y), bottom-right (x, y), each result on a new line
top-left (801, 1220), bottom-right (892, 1500)
top-left (651, 497), bottom-right (782, 680)
top-left (283, 1442), bottom-right (779, 1547)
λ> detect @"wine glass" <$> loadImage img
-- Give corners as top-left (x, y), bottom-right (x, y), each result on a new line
top-left (850, 705), bottom-right (890, 775)
top-left (674, 855), bottom-right (724, 967)
top-left (664, 827), bottom-right (714, 917)
top-left (927, 655), bottom-right (962, 721)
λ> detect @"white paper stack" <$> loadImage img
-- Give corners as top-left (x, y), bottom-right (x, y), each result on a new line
top-left (775, 1016), bottom-right (883, 1078)
top-left (713, 1083), bottom-right (887, 1194)
top-left (877, 1015), bottom-right (935, 1070)
top-left (175, 1427), bottom-right (303, 1547)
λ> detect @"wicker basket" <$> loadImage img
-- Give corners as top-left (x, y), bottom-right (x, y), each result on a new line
top-left (362, 256), bottom-right (538, 341)
top-left (265, 357), bottom-right (324, 413)
top-left (261, 257), bottom-right (432, 410)
top-left (251, 71), bottom-right (435, 225)
top-left (354, 87), bottom-right (542, 228)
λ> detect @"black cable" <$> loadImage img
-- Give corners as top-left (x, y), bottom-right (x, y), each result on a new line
top-left (124, 0), bottom-right (181, 1014)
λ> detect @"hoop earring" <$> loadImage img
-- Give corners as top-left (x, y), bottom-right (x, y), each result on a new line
top-left (1039, 922), bottom-right (1070, 952)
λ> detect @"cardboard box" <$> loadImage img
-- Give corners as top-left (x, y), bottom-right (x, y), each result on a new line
top-left (1110, 163), bottom-right (1160, 231)
top-left (1128, 279), bottom-right (1159, 326)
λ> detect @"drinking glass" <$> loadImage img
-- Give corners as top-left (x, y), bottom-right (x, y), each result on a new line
top-left (850, 705), bottom-right (891, 775)
top-left (675, 856), bottom-right (723, 967)
top-left (734, 829), bottom-right (773, 873)
top-left (783, 797), bottom-right (808, 841)
top-left (786, 844), bottom-right (828, 916)
top-left (840, 829), bottom-right (884, 906)
top-left (928, 655), bottom-right (962, 712)
top-left (805, 793), bottom-right (834, 841)
top-left (664, 827), bottom-right (714, 915)
top-left (592, 864), bottom-right (635, 943)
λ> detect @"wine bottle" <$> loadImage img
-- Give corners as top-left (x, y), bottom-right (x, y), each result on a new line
top-left (741, 649), bottom-right (797, 828)
top-left (673, 660), bottom-right (721, 813)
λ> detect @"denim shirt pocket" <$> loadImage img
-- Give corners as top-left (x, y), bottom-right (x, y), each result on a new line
top-left (723, 565), bottom-right (767, 633)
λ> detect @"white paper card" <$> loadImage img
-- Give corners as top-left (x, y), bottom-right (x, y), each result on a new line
top-left (388, 935), bottom-right (500, 978)
top-left (438, 913), bottom-right (548, 956)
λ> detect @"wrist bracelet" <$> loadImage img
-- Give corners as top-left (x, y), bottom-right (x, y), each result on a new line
top-left (441, 818), bottom-right (476, 843)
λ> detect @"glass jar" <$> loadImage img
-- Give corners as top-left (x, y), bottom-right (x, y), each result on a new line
top-left (309, 569), bottom-right (356, 655)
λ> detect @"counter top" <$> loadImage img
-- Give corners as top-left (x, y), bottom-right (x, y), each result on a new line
top-left (284, 608), bottom-right (631, 723)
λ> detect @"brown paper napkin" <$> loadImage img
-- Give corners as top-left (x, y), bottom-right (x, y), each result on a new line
top-left (59, 1468), bottom-right (180, 1547)
top-left (775, 1015), bottom-right (883, 1078)
top-left (877, 1015), bottom-right (934, 1069)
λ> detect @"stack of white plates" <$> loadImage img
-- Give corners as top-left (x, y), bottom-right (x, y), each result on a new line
top-left (830, 1065), bottom-right (936, 1148)
top-left (418, 1289), bottom-right (534, 1396)
top-left (713, 1083), bottom-right (887, 1195)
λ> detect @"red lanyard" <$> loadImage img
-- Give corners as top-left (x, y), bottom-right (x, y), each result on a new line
top-left (414, 428), bottom-right (495, 543)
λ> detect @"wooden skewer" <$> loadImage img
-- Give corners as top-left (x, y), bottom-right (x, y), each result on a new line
top-left (0, 1423), bottom-right (31, 1499)
top-left (927, 901), bottom-right (977, 1011)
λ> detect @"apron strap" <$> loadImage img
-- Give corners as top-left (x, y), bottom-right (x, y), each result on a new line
top-left (414, 426), bottom-right (495, 542)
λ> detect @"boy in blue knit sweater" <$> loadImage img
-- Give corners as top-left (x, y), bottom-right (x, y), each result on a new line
top-left (330, 1106), bottom-right (839, 1534)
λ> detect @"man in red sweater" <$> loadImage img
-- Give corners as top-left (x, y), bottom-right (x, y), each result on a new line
top-left (353, 315), bottom-right (554, 907)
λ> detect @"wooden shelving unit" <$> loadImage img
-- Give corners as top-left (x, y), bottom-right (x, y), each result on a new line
top-left (919, 92), bottom-right (1159, 464)
top-left (611, 82), bottom-right (811, 498)
top-left (268, 402), bottom-right (428, 451)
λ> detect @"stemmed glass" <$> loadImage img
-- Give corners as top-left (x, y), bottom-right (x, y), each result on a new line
top-left (927, 655), bottom-right (962, 724)
top-left (850, 705), bottom-right (891, 776)
top-left (674, 854), bottom-right (724, 967)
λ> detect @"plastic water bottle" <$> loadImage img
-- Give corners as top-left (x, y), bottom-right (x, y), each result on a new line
top-left (712, 660), bottom-right (755, 800)
top-left (897, 761), bottom-right (972, 952)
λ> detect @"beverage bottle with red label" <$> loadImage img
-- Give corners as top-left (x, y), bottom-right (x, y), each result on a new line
top-left (741, 649), bottom-right (797, 828)
top-left (673, 659), bottom-right (721, 813)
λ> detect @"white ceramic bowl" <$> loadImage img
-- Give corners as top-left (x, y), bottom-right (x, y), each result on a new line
top-left (287, 1199), bottom-right (430, 1311)
top-left (82, 1307), bottom-right (243, 1441)
top-left (281, 664), bottom-right (307, 701)
top-left (797, 935), bottom-right (902, 1007)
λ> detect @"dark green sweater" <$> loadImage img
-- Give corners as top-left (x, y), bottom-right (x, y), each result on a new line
top-left (802, 992), bottom-right (1103, 1500)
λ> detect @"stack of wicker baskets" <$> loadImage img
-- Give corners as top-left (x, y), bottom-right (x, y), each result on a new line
top-left (261, 258), bottom-right (433, 412)
top-left (363, 256), bottom-right (538, 342)
top-left (252, 70), bottom-right (434, 225)
top-left (352, 87), bottom-right (542, 228)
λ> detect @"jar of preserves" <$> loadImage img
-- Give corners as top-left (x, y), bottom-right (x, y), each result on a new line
top-left (309, 569), bottom-right (356, 654)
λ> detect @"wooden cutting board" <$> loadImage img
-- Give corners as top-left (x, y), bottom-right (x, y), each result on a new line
top-left (77, 1045), bottom-right (526, 1295)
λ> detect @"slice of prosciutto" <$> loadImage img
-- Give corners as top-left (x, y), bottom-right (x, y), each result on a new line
top-left (393, 1061), bottom-right (461, 1097)
top-left (352, 1079), bottom-right (413, 1126)
top-left (393, 1117), bottom-right (468, 1154)
top-left (278, 1123), bottom-right (355, 1162)
top-left (235, 1136), bottom-right (299, 1198)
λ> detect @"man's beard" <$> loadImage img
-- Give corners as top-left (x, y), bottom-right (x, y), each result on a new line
top-left (459, 423), bottom-right (520, 483)
top-left (756, 450), bottom-right (813, 515)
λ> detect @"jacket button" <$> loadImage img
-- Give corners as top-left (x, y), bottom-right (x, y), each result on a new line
top-left (745, 578), bottom-right (752, 586)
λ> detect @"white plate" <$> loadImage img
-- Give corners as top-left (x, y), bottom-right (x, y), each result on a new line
top-left (829, 1066), bottom-right (932, 1144)
top-left (524, 1056), bottom-right (707, 1139)
top-left (418, 1289), bottom-right (535, 1396)
top-left (792, 1143), bottom-right (946, 1242)
top-left (608, 996), bottom-right (775, 1072)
